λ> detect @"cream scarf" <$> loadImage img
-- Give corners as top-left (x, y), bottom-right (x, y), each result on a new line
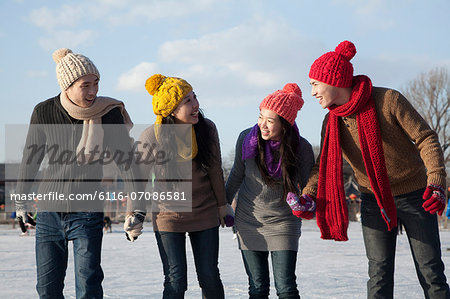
top-left (60, 92), bottom-right (133, 163)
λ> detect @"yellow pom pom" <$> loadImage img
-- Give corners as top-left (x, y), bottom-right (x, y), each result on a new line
top-left (145, 74), bottom-right (166, 96)
top-left (52, 48), bottom-right (72, 63)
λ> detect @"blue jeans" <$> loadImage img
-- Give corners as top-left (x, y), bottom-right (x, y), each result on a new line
top-left (35, 212), bottom-right (104, 299)
top-left (361, 188), bottom-right (450, 299)
top-left (241, 250), bottom-right (300, 299)
top-left (154, 226), bottom-right (224, 299)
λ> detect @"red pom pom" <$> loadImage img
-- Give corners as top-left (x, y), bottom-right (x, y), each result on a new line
top-left (335, 40), bottom-right (356, 61)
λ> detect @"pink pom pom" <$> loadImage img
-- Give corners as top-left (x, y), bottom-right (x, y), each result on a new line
top-left (335, 40), bottom-right (356, 61)
top-left (282, 83), bottom-right (302, 98)
top-left (282, 83), bottom-right (304, 110)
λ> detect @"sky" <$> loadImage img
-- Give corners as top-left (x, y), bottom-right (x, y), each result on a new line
top-left (1, 0), bottom-right (450, 162)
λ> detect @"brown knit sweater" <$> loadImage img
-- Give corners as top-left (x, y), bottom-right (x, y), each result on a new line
top-left (303, 87), bottom-right (446, 197)
top-left (138, 118), bottom-right (227, 232)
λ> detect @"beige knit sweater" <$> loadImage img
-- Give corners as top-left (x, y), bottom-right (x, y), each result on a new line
top-left (303, 87), bottom-right (446, 197)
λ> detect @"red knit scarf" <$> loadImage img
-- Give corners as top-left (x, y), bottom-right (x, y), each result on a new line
top-left (317, 75), bottom-right (397, 241)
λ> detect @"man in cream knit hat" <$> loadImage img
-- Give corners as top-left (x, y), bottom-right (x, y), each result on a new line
top-left (15, 48), bottom-right (145, 299)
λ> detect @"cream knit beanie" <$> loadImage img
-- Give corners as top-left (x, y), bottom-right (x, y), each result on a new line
top-left (52, 48), bottom-right (100, 91)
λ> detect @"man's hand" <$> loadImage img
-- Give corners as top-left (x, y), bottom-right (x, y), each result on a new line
top-left (422, 184), bottom-right (446, 216)
top-left (124, 211), bottom-right (146, 242)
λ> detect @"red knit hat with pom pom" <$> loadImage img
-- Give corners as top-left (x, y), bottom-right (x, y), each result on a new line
top-left (309, 40), bottom-right (356, 88)
top-left (259, 83), bottom-right (304, 125)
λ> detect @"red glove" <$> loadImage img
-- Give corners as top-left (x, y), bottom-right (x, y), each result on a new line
top-left (292, 210), bottom-right (315, 220)
top-left (422, 184), bottom-right (446, 216)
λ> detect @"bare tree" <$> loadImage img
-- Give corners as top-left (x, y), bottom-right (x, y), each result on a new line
top-left (222, 149), bottom-right (235, 182)
top-left (402, 67), bottom-right (450, 166)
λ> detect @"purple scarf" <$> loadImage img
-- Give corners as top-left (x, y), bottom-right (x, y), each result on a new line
top-left (242, 123), bottom-right (300, 178)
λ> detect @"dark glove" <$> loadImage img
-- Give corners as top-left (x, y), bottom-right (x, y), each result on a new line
top-left (422, 184), bottom-right (446, 216)
top-left (124, 211), bottom-right (146, 242)
top-left (218, 204), bottom-right (235, 227)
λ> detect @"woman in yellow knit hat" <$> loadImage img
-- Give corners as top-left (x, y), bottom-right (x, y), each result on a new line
top-left (135, 74), bottom-right (233, 298)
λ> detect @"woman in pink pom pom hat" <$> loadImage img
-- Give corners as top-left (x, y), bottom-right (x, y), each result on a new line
top-left (225, 83), bottom-right (315, 298)
top-left (296, 40), bottom-right (449, 298)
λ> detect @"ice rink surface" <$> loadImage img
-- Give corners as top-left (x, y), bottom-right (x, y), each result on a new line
top-left (1, 219), bottom-right (449, 298)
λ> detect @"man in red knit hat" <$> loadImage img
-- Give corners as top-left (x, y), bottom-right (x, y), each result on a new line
top-left (288, 40), bottom-right (449, 298)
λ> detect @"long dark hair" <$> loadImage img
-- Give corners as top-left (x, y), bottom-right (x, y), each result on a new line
top-left (256, 116), bottom-right (300, 202)
top-left (161, 109), bottom-right (213, 171)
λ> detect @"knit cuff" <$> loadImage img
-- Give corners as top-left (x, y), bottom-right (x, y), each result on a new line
top-left (302, 185), bottom-right (317, 198)
top-left (427, 173), bottom-right (446, 191)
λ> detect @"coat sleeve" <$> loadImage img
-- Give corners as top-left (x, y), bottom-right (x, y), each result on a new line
top-left (15, 106), bottom-right (47, 209)
top-left (103, 108), bottom-right (146, 211)
top-left (302, 114), bottom-right (329, 197)
top-left (225, 129), bottom-right (248, 204)
top-left (205, 120), bottom-right (228, 207)
top-left (390, 90), bottom-right (446, 187)
top-left (297, 137), bottom-right (315, 190)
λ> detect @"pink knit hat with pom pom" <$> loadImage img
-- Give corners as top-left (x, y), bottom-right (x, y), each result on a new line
top-left (259, 83), bottom-right (304, 125)
top-left (309, 40), bottom-right (356, 88)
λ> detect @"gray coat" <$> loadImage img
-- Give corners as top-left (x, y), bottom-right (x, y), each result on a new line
top-left (225, 128), bottom-right (315, 251)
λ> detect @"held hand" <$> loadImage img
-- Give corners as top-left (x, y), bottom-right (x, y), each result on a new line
top-left (16, 210), bottom-right (29, 224)
top-left (422, 184), bottom-right (446, 216)
top-left (286, 193), bottom-right (316, 212)
top-left (286, 193), bottom-right (316, 220)
top-left (124, 211), bottom-right (146, 242)
top-left (218, 204), bottom-right (235, 228)
top-left (292, 210), bottom-right (315, 220)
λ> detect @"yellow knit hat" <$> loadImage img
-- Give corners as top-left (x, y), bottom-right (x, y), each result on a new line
top-left (145, 74), bottom-right (193, 124)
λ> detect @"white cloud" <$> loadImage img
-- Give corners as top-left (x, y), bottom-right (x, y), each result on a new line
top-left (331, 0), bottom-right (393, 30)
top-left (38, 30), bottom-right (95, 52)
top-left (27, 0), bottom-right (218, 51)
top-left (107, 0), bottom-right (216, 25)
top-left (28, 0), bottom-right (217, 29)
top-left (28, 5), bottom-right (84, 30)
top-left (225, 63), bottom-right (277, 87)
top-left (331, 0), bottom-right (382, 15)
top-left (117, 62), bottom-right (159, 92)
top-left (159, 18), bottom-right (308, 69)
top-left (26, 70), bottom-right (48, 78)
top-left (97, 0), bottom-right (132, 7)
top-left (156, 17), bottom-right (321, 107)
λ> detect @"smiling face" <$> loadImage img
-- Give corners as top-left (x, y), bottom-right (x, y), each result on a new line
top-left (65, 74), bottom-right (99, 108)
top-left (258, 109), bottom-right (282, 141)
top-left (310, 79), bottom-right (349, 109)
top-left (171, 91), bottom-right (200, 124)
